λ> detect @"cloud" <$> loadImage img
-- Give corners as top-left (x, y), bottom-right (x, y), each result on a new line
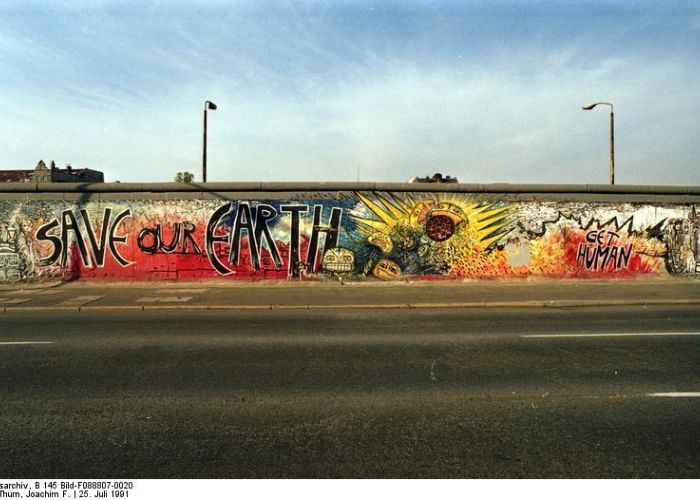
top-left (1, 1), bottom-right (699, 186)
top-left (209, 52), bottom-right (698, 185)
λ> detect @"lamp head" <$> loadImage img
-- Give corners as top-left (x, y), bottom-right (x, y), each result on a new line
top-left (581, 103), bottom-right (598, 111)
top-left (206, 101), bottom-right (218, 110)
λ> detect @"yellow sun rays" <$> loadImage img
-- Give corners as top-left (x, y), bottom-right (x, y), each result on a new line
top-left (351, 192), bottom-right (511, 247)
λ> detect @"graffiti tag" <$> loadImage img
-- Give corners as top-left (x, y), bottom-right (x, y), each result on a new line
top-left (205, 202), bottom-right (342, 276)
top-left (576, 229), bottom-right (632, 272)
top-left (36, 208), bottom-right (132, 267)
top-left (137, 222), bottom-right (202, 255)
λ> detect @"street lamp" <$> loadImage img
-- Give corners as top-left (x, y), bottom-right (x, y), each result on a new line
top-left (202, 100), bottom-right (218, 183)
top-left (581, 101), bottom-right (614, 185)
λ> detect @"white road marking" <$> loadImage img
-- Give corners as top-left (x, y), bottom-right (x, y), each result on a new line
top-left (136, 296), bottom-right (193, 303)
top-left (647, 392), bottom-right (700, 398)
top-left (0, 342), bottom-right (54, 345)
top-left (155, 289), bottom-right (205, 294)
top-left (58, 295), bottom-right (104, 306)
top-left (0, 298), bottom-right (32, 304)
top-left (522, 332), bottom-right (700, 338)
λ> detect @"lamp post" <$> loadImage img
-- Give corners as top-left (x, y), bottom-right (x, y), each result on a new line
top-left (581, 102), bottom-right (614, 185)
top-left (202, 100), bottom-right (218, 183)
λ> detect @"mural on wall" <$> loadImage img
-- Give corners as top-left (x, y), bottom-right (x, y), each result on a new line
top-left (0, 192), bottom-right (697, 282)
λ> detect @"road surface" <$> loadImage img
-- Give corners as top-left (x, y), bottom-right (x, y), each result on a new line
top-left (1, 305), bottom-right (699, 478)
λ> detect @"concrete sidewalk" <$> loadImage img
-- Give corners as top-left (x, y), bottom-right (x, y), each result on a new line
top-left (1, 278), bottom-right (699, 312)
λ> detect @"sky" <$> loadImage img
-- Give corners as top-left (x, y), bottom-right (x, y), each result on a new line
top-left (1, 0), bottom-right (699, 185)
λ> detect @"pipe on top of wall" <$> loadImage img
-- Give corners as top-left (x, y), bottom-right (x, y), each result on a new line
top-left (0, 181), bottom-right (698, 195)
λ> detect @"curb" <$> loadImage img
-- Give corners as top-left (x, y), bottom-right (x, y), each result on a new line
top-left (2, 298), bottom-right (700, 313)
top-left (1, 276), bottom-right (698, 292)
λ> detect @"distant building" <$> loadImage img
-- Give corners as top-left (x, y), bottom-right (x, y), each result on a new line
top-left (409, 172), bottom-right (459, 184)
top-left (0, 160), bottom-right (104, 183)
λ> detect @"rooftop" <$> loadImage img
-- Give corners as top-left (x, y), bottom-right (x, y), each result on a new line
top-left (0, 160), bottom-right (104, 183)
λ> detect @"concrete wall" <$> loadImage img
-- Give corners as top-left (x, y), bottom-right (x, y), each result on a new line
top-left (1, 183), bottom-right (699, 282)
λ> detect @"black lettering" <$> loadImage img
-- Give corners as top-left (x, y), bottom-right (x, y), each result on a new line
top-left (280, 205), bottom-right (308, 278)
top-left (576, 243), bottom-right (587, 268)
top-left (109, 209), bottom-right (133, 267)
top-left (61, 209), bottom-right (90, 268)
top-left (618, 244), bottom-right (632, 269)
top-left (206, 202), bottom-right (233, 275)
top-left (607, 246), bottom-right (619, 270)
top-left (605, 231), bottom-right (620, 246)
top-left (181, 222), bottom-right (202, 254)
top-left (306, 206), bottom-right (342, 272)
top-left (159, 224), bottom-right (181, 253)
top-left (584, 244), bottom-right (597, 270)
top-left (254, 204), bottom-right (282, 268)
top-left (595, 245), bottom-right (610, 270)
top-left (80, 208), bottom-right (111, 267)
top-left (137, 225), bottom-right (161, 254)
top-left (229, 202), bottom-right (258, 269)
top-left (35, 219), bottom-right (62, 266)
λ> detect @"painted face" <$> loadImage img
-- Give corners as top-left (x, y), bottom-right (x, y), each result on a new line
top-left (322, 247), bottom-right (356, 273)
top-left (371, 258), bottom-right (402, 280)
top-left (425, 214), bottom-right (456, 241)
top-left (425, 202), bottom-right (467, 241)
top-left (368, 232), bottom-right (393, 254)
top-left (409, 201), bottom-right (433, 226)
top-left (430, 202), bottom-right (466, 225)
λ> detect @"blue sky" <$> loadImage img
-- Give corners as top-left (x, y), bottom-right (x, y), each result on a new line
top-left (1, 0), bottom-right (699, 184)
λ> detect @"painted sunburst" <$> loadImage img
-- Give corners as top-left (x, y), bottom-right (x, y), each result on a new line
top-left (350, 192), bottom-right (513, 277)
top-left (351, 192), bottom-right (511, 251)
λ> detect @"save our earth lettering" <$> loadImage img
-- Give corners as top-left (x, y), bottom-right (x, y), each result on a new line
top-left (34, 203), bottom-right (343, 275)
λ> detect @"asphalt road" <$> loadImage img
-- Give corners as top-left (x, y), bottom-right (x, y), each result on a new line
top-left (1, 305), bottom-right (699, 478)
